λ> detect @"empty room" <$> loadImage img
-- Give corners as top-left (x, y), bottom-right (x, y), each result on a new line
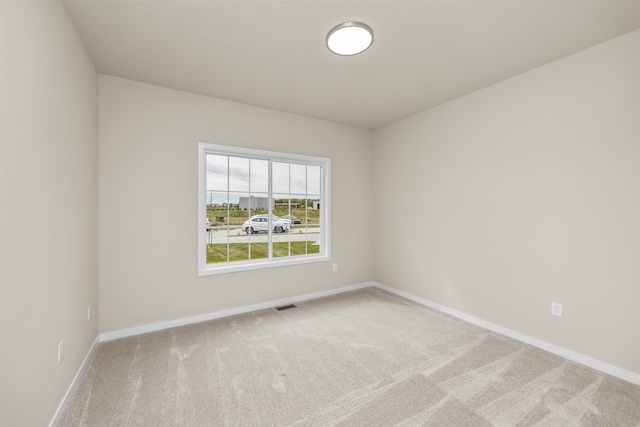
top-left (1, 0), bottom-right (639, 426)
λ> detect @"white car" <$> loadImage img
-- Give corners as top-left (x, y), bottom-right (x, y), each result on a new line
top-left (242, 214), bottom-right (291, 234)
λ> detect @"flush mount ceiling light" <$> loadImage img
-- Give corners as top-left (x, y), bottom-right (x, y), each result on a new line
top-left (326, 21), bottom-right (373, 56)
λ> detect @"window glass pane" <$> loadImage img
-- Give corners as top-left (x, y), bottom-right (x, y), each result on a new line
top-left (272, 162), bottom-right (289, 193)
top-left (244, 206), bottom-right (268, 261)
top-left (207, 192), bottom-right (246, 263)
top-left (273, 194), bottom-right (290, 221)
top-left (228, 192), bottom-right (243, 211)
top-left (229, 157), bottom-right (250, 192)
top-left (273, 194), bottom-right (292, 259)
top-left (248, 242), bottom-right (268, 260)
top-left (206, 192), bottom-right (229, 229)
top-left (304, 228), bottom-right (321, 254)
top-left (250, 159), bottom-right (268, 193)
top-left (208, 192), bottom-right (229, 207)
top-left (307, 166), bottom-right (321, 195)
top-left (307, 194), bottom-right (321, 226)
top-left (207, 154), bottom-right (228, 191)
top-left (291, 193), bottom-right (321, 257)
top-left (291, 194), bottom-right (308, 227)
top-left (239, 194), bottom-right (269, 212)
top-left (206, 191), bottom-right (228, 262)
top-left (290, 163), bottom-right (307, 195)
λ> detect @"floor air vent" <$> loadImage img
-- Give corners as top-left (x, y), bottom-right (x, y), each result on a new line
top-left (275, 304), bottom-right (297, 311)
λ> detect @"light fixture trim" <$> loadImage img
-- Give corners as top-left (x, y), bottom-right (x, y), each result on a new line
top-left (327, 21), bottom-right (373, 56)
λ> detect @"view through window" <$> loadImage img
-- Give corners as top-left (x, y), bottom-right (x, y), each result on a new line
top-left (198, 143), bottom-right (330, 275)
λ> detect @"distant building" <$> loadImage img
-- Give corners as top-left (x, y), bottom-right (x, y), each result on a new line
top-left (238, 196), bottom-right (272, 211)
top-left (275, 202), bottom-right (301, 209)
top-left (312, 201), bottom-right (320, 210)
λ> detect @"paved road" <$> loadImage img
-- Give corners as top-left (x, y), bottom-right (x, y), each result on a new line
top-left (207, 227), bottom-right (320, 244)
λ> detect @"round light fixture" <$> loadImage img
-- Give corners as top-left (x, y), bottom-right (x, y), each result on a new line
top-left (326, 21), bottom-right (373, 56)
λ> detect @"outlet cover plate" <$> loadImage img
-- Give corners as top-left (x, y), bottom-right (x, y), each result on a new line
top-left (551, 302), bottom-right (563, 317)
top-left (58, 340), bottom-right (64, 364)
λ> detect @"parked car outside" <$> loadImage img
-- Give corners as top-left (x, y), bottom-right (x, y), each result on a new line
top-left (242, 214), bottom-right (291, 234)
top-left (206, 218), bottom-right (212, 231)
top-left (270, 214), bottom-right (291, 225)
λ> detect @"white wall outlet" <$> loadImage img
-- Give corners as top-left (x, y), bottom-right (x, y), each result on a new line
top-left (333, 263), bottom-right (338, 272)
top-left (88, 305), bottom-right (92, 322)
top-left (551, 302), bottom-right (563, 317)
top-left (58, 340), bottom-right (64, 364)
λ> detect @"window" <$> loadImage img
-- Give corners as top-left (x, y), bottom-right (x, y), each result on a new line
top-left (198, 143), bottom-right (330, 276)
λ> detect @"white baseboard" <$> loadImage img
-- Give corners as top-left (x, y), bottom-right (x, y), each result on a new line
top-left (100, 282), bottom-right (373, 342)
top-left (372, 282), bottom-right (640, 386)
top-left (49, 335), bottom-right (100, 427)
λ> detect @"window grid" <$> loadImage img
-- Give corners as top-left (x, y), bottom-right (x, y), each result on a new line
top-left (198, 143), bottom-right (330, 276)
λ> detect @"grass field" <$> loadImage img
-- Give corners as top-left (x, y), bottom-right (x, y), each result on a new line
top-left (207, 241), bottom-right (320, 263)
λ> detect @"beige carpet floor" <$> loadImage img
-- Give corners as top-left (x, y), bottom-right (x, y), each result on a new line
top-left (59, 287), bottom-right (640, 426)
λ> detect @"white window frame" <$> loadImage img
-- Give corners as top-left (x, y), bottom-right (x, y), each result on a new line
top-left (198, 142), bottom-right (331, 276)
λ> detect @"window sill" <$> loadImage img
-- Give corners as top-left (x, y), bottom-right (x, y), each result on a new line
top-left (198, 253), bottom-right (330, 276)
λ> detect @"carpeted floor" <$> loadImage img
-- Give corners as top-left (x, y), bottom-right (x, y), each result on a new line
top-left (59, 287), bottom-right (640, 426)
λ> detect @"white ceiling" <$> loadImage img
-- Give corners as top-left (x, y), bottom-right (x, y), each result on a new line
top-left (62, 0), bottom-right (640, 130)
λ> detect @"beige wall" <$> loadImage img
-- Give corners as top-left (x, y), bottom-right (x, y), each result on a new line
top-left (0, 1), bottom-right (99, 426)
top-left (98, 75), bottom-right (374, 334)
top-left (373, 30), bottom-right (640, 374)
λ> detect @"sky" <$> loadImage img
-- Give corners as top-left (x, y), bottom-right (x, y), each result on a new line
top-left (206, 154), bottom-right (321, 205)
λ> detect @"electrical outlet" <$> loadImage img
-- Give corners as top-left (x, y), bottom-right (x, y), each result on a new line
top-left (88, 305), bottom-right (92, 322)
top-left (58, 340), bottom-right (64, 364)
top-left (333, 263), bottom-right (338, 272)
top-left (551, 302), bottom-right (563, 317)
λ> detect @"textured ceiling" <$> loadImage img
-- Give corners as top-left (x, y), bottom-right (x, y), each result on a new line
top-left (62, 0), bottom-right (640, 130)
